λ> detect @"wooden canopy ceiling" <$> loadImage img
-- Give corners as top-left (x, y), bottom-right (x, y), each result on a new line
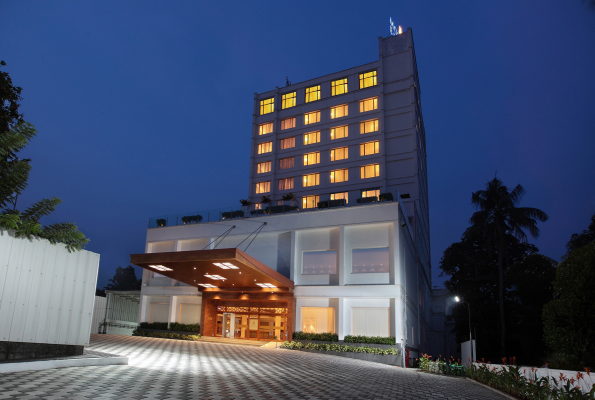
top-left (130, 248), bottom-right (294, 293)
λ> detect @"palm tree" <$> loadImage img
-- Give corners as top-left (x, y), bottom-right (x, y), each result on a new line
top-left (469, 177), bottom-right (548, 356)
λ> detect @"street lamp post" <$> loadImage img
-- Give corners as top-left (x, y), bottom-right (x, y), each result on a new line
top-left (455, 296), bottom-right (473, 364)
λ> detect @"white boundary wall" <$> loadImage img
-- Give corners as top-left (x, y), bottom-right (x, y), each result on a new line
top-left (90, 296), bottom-right (107, 335)
top-left (0, 230), bottom-right (100, 346)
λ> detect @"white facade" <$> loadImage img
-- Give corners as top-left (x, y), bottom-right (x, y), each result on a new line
top-left (0, 230), bottom-right (100, 346)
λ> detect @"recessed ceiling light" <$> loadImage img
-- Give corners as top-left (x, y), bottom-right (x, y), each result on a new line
top-left (205, 274), bottom-right (226, 281)
top-left (213, 263), bottom-right (230, 269)
top-left (198, 283), bottom-right (216, 288)
top-left (149, 265), bottom-right (172, 272)
top-left (256, 283), bottom-right (276, 288)
top-left (223, 263), bottom-right (239, 269)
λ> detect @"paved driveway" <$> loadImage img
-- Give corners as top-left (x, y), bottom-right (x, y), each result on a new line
top-left (0, 334), bottom-right (507, 400)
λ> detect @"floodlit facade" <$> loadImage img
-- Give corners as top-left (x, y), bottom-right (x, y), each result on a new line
top-left (133, 29), bottom-right (432, 362)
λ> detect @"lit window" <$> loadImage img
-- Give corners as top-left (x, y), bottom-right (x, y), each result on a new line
top-left (280, 137), bottom-right (295, 150)
top-left (303, 131), bottom-right (320, 145)
top-left (330, 168), bottom-right (348, 183)
top-left (362, 189), bottom-right (380, 198)
top-left (360, 164), bottom-right (380, 179)
top-left (352, 247), bottom-right (389, 274)
top-left (330, 146), bottom-right (348, 161)
top-left (301, 307), bottom-right (335, 334)
top-left (257, 161), bottom-right (271, 174)
top-left (305, 85), bottom-right (321, 102)
top-left (331, 78), bottom-right (348, 96)
top-left (359, 97), bottom-right (378, 113)
top-left (257, 141), bottom-right (273, 154)
top-left (330, 104), bottom-right (348, 119)
top-left (304, 111), bottom-right (320, 125)
top-left (303, 152), bottom-right (320, 166)
top-left (259, 122), bottom-right (273, 135)
top-left (254, 203), bottom-right (262, 210)
top-left (360, 119), bottom-right (379, 134)
top-left (281, 117), bottom-right (296, 130)
top-left (302, 251), bottom-right (337, 275)
top-left (359, 71), bottom-right (377, 89)
top-left (303, 173), bottom-right (319, 187)
top-left (282, 92), bottom-right (296, 109)
top-left (260, 98), bottom-right (274, 115)
top-left (255, 181), bottom-right (270, 194)
top-left (330, 125), bottom-right (348, 140)
top-left (331, 192), bottom-right (348, 204)
top-left (302, 195), bottom-right (320, 209)
top-left (279, 177), bottom-right (294, 190)
top-left (279, 157), bottom-right (294, 169)
top-left (360, 141), bottom-right (379, 156)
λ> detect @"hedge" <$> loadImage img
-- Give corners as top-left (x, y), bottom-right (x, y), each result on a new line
top-left (343, 335), bottom-right (396, 345)
top-left (138, 322), bottom-right (200, 332)
top-left (282, 341), bottom-right (399, 356)
top-left (139, 322), bottom-right (168, 330)
top-left (132, 330), bottom-right (201, 341)
top-left (292, 331), bottom-right (338, 342)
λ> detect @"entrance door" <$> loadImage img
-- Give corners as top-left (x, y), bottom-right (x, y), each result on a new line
top-left (222, 313), bottom-right (235, 338)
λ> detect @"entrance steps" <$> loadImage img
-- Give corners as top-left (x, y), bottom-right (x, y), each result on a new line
top-left (196, 336), bottom-right (277, 347)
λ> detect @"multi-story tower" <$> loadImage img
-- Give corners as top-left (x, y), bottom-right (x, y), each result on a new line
top-left (249, 29), bottom-right (430, 284)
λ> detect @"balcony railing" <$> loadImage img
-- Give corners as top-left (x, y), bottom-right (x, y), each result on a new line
top-left (148, 190), bottom-right (403, 229)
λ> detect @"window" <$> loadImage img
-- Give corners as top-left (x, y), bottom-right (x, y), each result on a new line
top-left (304, 111), bottom-right (320, 125)
top-left (257, 141), bottom-right (273, 154)
top-left (302, 195), bottom-right (320, 209)
top-left (257, 161), bottom-right (271, 174)
top-left (360, 119), bottom-right (379, 134)
top-left (259, 122), bottom-right (273, 135)
top-left (260, 98), bottom-right (274, 115)
top-left (255, 181), bottom-right (270, 194)
top-left (359, 70), bottom-right (377, 89)
top-left (282, 92), bottom-right (296, 109)
top-left (330, 104), bottom-right (348, 119)
top-left (359, 97), bottom-right (378, 112)
top-left (360, 164), bottom-right (380, 179)
top-left (352, 247), bottom-right (389, 273)
top-left (331, 192), bottom-right (348, 204)
top-left (303, 131), bottom-right (320, 145)
top-left (303, 152), bottom-right (320, 166)
top-left (281, 117), bottom-right (296, 130)
top-left (362, 189), bottom-right (380, 198)
top-left (351, 308), bottom-right (389, 337)
top-left (303, 173), bottom-right (319, 187)
top-left (360, 141), bottom-right (379, 156)
top-left (278, 177), bottom-right (294, 190)
top-left (301, 307), bottom-right (335, 334)
top-left (280, 137), bottom-right (295, 149)
top-left (279, 157), bottom-right (294, 169)
top-left (330, 125), bottom-right (348, 140)
top-left (302, 250), bottom-right (337, 275)
top-left (330, 146), bottom-right (348, 161)
top-left (254, 203), bottom-right (262, 210)
top-left (305, 85), bottom-right (320, 102)
top-left (330, 168), bottom-right (348, 183)
top-left (331, 78), bottom-right (348, 96)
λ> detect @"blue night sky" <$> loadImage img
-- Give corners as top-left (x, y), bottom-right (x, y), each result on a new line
top-left (2, 1), bottom-right (594, 289)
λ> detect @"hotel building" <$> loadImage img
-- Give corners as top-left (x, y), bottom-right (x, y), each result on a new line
top-left (131, 29), bottom-right (433, 362)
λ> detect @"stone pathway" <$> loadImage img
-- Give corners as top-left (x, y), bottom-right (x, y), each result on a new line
top-left (0, 334), bottom-right (507, 399)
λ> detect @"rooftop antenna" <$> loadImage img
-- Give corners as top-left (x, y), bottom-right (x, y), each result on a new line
top-left (286, 76), bottom-right (291, 86)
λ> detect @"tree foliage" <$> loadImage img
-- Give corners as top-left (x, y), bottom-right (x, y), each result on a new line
top-left (543, 242), bottom-right (595, 369)
top-left (0, 60), bottom-right (88, 251)
top-left (467, 177), bottom-right (548, 356)
top-left (565, 212), bottom-right (595, 257)
top-left (104, 266), bottom-right (142, 291)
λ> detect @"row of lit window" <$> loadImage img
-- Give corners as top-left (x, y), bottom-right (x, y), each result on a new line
top-left (253, 189), bottom-right (381, 210)
top-left (259, 71), bottom-right (377, 115)
top-left (255, 164), bottom-right (380, 194)
top-left (256, 120), bottom-right (378, 154)
top-left (256, 141), bottom-right (379, 173)
top-left (258, 97), bottom-right (378, 136)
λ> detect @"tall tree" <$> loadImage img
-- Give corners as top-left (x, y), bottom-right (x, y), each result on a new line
top-left (468, 177), bottom-right (548, 356)
top-left (104, 266), bottom-right (142, 291)
top-left (0, 60), bottom-right (88, 251)
top-left (564, 212), bottom-right (595, 257)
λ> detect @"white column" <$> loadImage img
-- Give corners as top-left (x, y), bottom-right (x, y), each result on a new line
top-left (167, 296), bottom-right (178, 329)
top-left (338, 226), bottom-right (345, 286)
top-left (138, 294), bottom-right (149, 324)
top-left (337, 297), bottom-right (346, 340)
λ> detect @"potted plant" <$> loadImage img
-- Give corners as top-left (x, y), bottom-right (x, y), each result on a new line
top-left (239, 199), bottom-right (252, 213)
top-left (156, 218), bottom-right (166, 227)
top-left (281, 192), bottom-right (296, 206)
top-left (379, 193), bottom-right (394, 202)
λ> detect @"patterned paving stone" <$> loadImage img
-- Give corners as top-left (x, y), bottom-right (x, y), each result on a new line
top-left (0, 334), bottom-right (507, 399)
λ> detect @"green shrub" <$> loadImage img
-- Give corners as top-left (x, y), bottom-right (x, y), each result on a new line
top-left (169, 322), bottom-right (200, 332)
top-left (156, 219), bottom-right (166, 227)
top-left (132, 330), bottom-right (201, 341)
top-left (379, 193), bottom-right (394, 202)
top-left (344, 335), bottom-right (396, 345)
top-left (292, 331), bottom-right (338, 342)
top-left (317, 201), bottom-right (329, 209)
top-left (181, 215), bottom-right (203, 224)
top-left (139, 322), bottom-right (168, 330)
top-left (281, 341), bottom-right (399, 356)
top-left (221, 210), bottom-right (244, 219)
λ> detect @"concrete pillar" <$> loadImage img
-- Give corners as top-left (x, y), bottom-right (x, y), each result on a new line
top-left (338, 226), bottom-right (345, 286)
top-left (167, 296), bottom-right (178, 329)
top-left (138, 295), bottom-right (149, 323)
